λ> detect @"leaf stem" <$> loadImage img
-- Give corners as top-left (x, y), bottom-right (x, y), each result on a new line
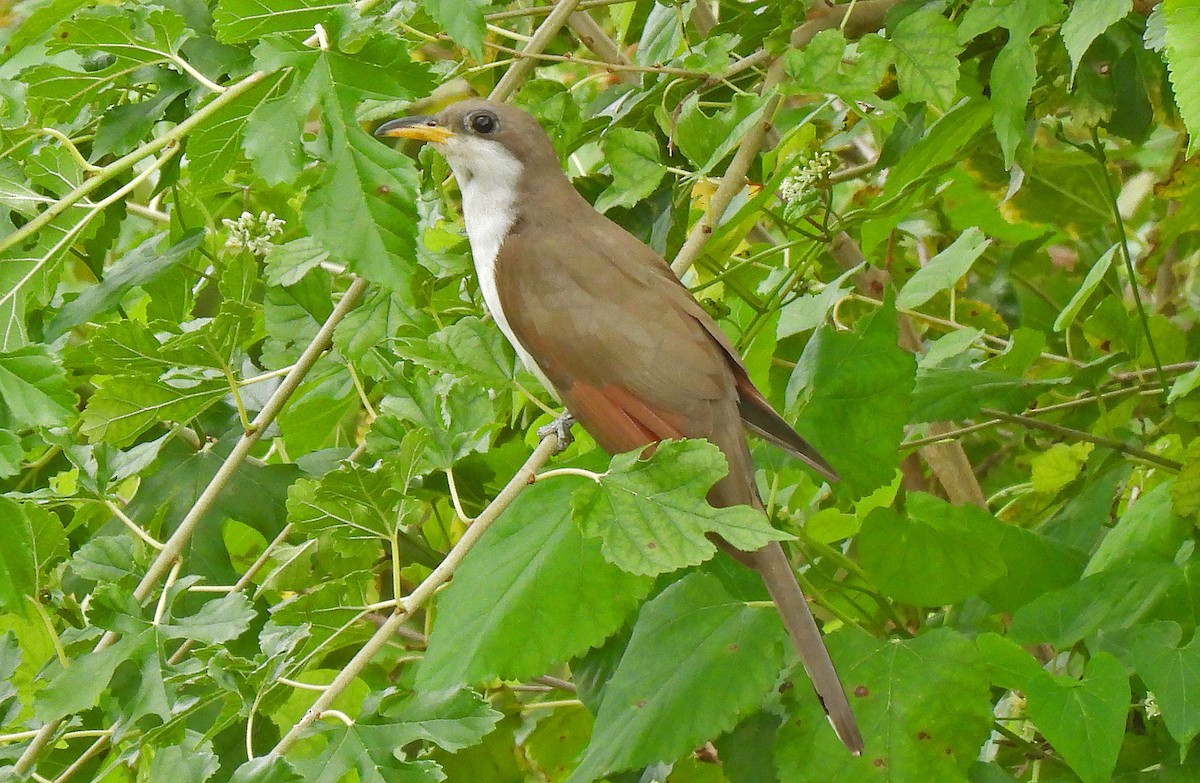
top-left (1089, 127), bottom-right (1169, 398)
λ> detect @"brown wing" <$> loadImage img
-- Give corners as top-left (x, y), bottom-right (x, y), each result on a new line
top-left (496, 200), bottom-right (759, 508)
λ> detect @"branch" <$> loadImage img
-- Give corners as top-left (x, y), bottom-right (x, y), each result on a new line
top-left (490, 0), bottom-right (587, 102)
top-left (981, 408), bottom-right (1182, 472)
top-left (271, 427), bottom-right (566, 755)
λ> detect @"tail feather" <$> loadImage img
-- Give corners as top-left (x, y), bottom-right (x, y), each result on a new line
top-left (748, 541), bottom-right (863, 754)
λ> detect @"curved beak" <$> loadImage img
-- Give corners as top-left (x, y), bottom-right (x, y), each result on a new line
top-left (374, 115), bottom-right (455, 143)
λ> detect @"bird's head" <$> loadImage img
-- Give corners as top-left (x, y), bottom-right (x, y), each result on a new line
top-left (375, 99), bottom-right (559, 189)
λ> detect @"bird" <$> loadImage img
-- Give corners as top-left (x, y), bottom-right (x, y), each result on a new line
top-left (375, 99), bottom-right (863, 753)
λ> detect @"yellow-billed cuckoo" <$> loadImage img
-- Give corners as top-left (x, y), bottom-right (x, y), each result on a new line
top-left (376, 99), bottom-right (862, 753)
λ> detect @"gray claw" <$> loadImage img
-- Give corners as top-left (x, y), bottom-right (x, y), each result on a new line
top-left (537, 413), bottom-right (575, 454)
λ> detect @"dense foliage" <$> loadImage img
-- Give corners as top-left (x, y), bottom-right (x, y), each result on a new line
top-left (1, 0), bottom-right (1199, 780)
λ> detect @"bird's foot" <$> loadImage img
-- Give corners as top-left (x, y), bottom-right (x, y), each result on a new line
top-left (538, 413), bottom-right (575, 454)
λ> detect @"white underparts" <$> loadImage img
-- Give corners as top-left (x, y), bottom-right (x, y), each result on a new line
top-left (437, 136), bottom-right (558, 395)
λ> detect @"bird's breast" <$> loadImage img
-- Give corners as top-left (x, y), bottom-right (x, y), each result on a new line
top-left (459, 173), bottom-right (558, 397)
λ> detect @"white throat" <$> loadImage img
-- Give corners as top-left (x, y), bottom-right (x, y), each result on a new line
top-left (439, 137), bottom-right (555, 393)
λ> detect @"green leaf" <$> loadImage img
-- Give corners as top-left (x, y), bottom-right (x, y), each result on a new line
top-left (1123, 621), bottom-right (1200, 746)
top-left (189, 72), bottom-right (292, 186)
top-left (1164, 0), bottom-right (1200, 156)
top-left (1172, 439), bottom-right (1200, 518)
top-left (213, 0), bottom-right (343, 43)
top-left (675, 94), bottom-right (768, 174)
top-left (0, 430), bottom-right (22, 478)
top-left (572, 440), bottom-right (790, 577)
top-left (776, 265), bottom-right (858, 339)
top-left (230, 757), bottom-right (304, 783)
top-left (304, 93), bottom-right (420, 292)
top-left (568, 571), bottom-right (789, 783)
top-left (1086, 481), bottom-right (1189, 575)
top-left (1053, 244), bottom-right (1119, 332)
top-left (48, 6), bottom-right (192, 66)
top-left (161, 592), bottom-right (256, 645)
top-left (80, 376), bottom-right (227, 447)
top-left (419, 480), bottom-right (652, 689)
top-left (359, 688), bottom-right (502, 752)
top-left (786, 298), bottom-right (916, 497)
top-left (0, 346), bottom-right (77, 429)
top-left (595, 129), bottom-right (666, 212)
top-left (35, 629), bottom-right (152, 721)
top-left (775, 628), bottom-right (993, 782)
top-left (1009, 561), bottom-right (1181, 647)
top-left (1025, 653), bottom-right (1129, 783)
top-left (1062, 0), bottom-right (1134, 83)
top-left (990, 37), bottom-right (1036, 167)
top-left (897, 228), bottom-right (991, 310)
top-left (394, 316), bottom-right (515, 387)
top-left (46, 231), bottom-right (203, 340)
top-left (889, 10), bottom-right (962, 111)
top-left (421, 0), bottom-right (488, 60)
top-left (294, 723), bottom-right (443, 783)
top-left (1030, 442), bottom-right (1094, 494)
top-left (858, 493), bottom-right (1007, 606)
top-left (910, 367), bottom-right (1064, 421)
top-left (376, 375), bottom-right (494, 471)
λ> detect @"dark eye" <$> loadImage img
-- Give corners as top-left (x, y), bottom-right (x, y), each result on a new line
top-left (469, 112), bottom-right (497, 134)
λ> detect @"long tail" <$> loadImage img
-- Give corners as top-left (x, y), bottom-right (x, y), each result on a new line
top-left (746, 541), bottom-right (863, 754)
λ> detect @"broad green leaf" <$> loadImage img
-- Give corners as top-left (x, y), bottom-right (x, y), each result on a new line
top-left (1010, 561), bottom-right (1182, 647)
top-left (68, 535), bottom-right (138, 584)
top-left (293, 723), bottom-right (444, 783)
top-left (421, 0), bottom-right (488, 60)
top-left (572, 440), bottom-right (790, 576)
top-left (419, 480), bottom-right (652, 690)
top-left (568, 571), bottom-right (789, 783)
top-left (1025, 653), bottom-right (1128, 783)
top-left (376, 375), bottom-right (495, 471)
top-left (213, 0), bottom-right (342, 43)
top-left (919, 327), bottom-right (984, 368)
top-left (46, 230), bottom-right (203, 339)
top-left (146, 740), bottom-right (220, 783)
top-left (0, 345), bottom-right (77, 429)
top-left (47, 6), bottom-right (192, 66)
top-left (1086, 481), bottom-right (1189, 575)
top-left (957, 0), bottom-right (1064, 41)
top-left (1054, 244), bottom-right (1119, 332)
top-left (1172, 439), bottom-right (1200, 518)
top-left (858, 493), bottom-right (1007, 606)
top-left (982, 525), bottom-right (1088, 613)
top-left (394, 316), bottom-right (515, 387)
top-left (897, 228), bottom-right (991, 310)
top-left (595, 128), bottom-right (666, 212)
top-left (889, 10), bottom-right (961, 111)
top-left (1030, 442), bottom-right (1094, 494)
top-left (910, 367), bottom-right (1064, 421)
top-left (0, 430), bottom-right (22, 478)
top-left (265, 238), bottom-right (330, 287)
top-left (92, 69), bottom-right (189, 158)
top-left (230, 757), bottom-right (304, 783)
top-left (161, 592), bottom-right (256, 645)
top-left (675, 93), bottom-right (768, 175)
top-left (775, 628), bottom-right (993, 782)
top-left (776, 265), bottom-right (858, 339)
top-left (80, 376), bottom-right (227, 447)
top-left (1164, 0), bottom-right (1200, 156)
top-left (35, 629), bottom-right (152, 721)
top-left (990, 37), bottom-right (1036, 167)
top-left (189, 72), bottom-right (291, 186)
top-left (787, 298), bottom-right (916, 497)
top-left (1062, 0), bottom-right (1134, 82)
top-left (358, 688), bottom-right (502, 753)
top-left (1124, 621), bottom-right (1200, 746)
top-left (0, 499), bottom-right (67, 613)
top-left (304, 96), bottom-right (420, 292)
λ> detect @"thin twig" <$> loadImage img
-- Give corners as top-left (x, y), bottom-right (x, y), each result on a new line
top-left (981, 408), bottom-right (1182, 471)
top-left (490, 0), bottom-right (586, 102)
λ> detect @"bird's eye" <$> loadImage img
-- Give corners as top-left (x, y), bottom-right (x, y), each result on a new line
top-left (469, 112), bottom-right (498, 134)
